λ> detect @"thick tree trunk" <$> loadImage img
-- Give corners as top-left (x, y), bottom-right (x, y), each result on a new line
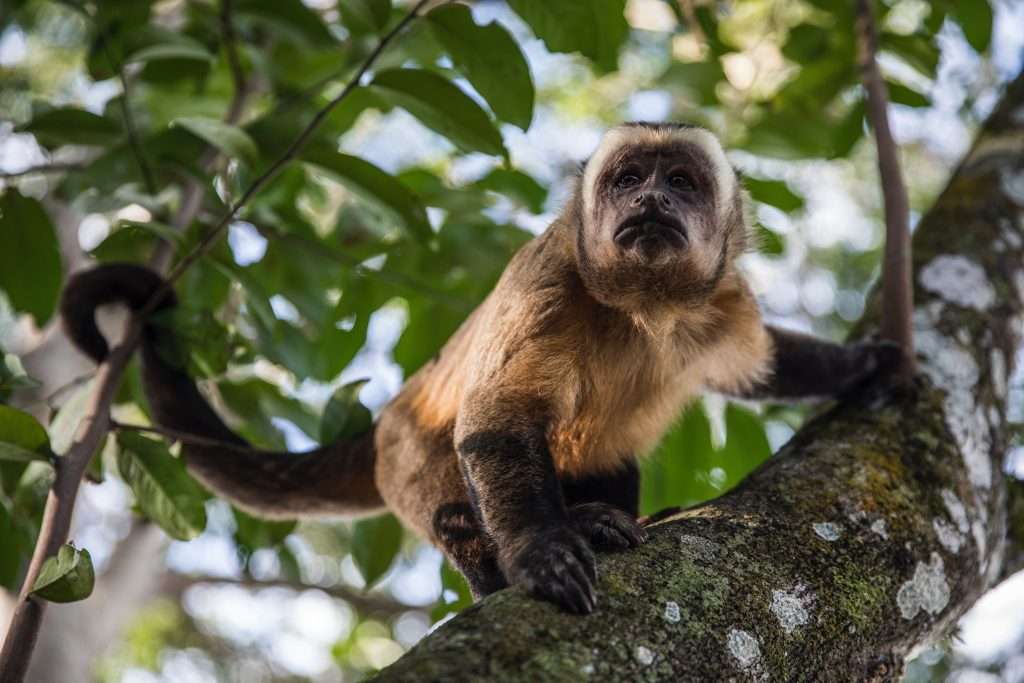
top-left (371, 71), bottom-right (1024, 682)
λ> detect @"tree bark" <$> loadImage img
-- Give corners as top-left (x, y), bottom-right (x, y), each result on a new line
top-left (370, 71), bottom-right (1024, 682)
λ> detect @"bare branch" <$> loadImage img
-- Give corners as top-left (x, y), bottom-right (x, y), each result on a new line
top-left (0, 4), bottom-right (436, 680)
top-left (855, 0), bottom-right (915, 380)
top-left (162, 574), bottom-right (412, 618)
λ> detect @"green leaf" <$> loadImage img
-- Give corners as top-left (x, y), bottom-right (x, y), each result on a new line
top-left (116, 432), bottom-right (208, 541)
top-left (428, 4), bottom-right (534, 130)
top-left (351, 513), bottom-right (403, 587)
top-left (0, 404), bottom-right (52, 463)
top-left (18, 108), bottom-right (122, 147)
top-left (473, 168), bottom-right (547, 214)
top-left (887, 81), bottom-right (930, 108)
top-left (0, 190), bottom-right (63, 325)
top-left (31, 544), bottom-right (94, 603)
top-left (0, 442), bottom-right (50, 464)
top-left (881, 33), bottom-right (940, 79)
top-left (233, 507), bottom-right (296, 551)
top-left (782, 24), bottom-right (830, 63)
top-left (716, 405), bottom-right (772, 490)
top-left (0, 502), bottom-right (24, 589)
top-left (952, 0), bottom-right (992, 53)
top-left (0, 353), bottom-right (37, 401)
top-left (744, 177), bottom-right (804, 213)
top-left (341, 0), bottom-right (391, 33)
top-left (171, 116), bottom-right (259, 166)
top-left (215, 377), bottom-right (320, 447)
top-left (660, 60), bottom-right (726, 107)
top-left (127, 41), bottom-right (214, 64)
top-left (507, 0), bottom-right (628, 72)
top-left (320, 380), bottom-right (373, 444)
top-left (432, 559), bottom-right (473, 622)
top-left (755, 224), bottom-right (785, 256)
top-left (48, 378), bottom-right (97, 456)
top-left (302, 146), bottom-right (431, 241)
top-left (640, 404), bottom-right (716, 514)
top-left (235, 0), bottom-right (336, 46)
top-left (369, 68), bottom-right (507, 158)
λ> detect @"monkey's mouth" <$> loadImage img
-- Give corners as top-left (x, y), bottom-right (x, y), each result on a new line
top-left (613, 212), bottom-right (688, 251)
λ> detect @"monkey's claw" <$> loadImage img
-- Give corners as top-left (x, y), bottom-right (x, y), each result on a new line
top-left (570, 502), bottom-right (648, 550)
top-left (505, 526), bottom-right (598, 614)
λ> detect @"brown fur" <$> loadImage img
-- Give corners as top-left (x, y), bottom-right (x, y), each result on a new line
top-left (61, 123), bottom-right (896, 613)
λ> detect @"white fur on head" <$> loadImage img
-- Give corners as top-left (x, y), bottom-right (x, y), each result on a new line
top-left (581, 124), bottom-right (738, 221)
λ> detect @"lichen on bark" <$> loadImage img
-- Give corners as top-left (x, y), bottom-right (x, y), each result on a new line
top-left (371, 72), bottom-right (1024, 683)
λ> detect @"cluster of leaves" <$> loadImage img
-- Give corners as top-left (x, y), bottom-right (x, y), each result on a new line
top-left (0, 0), bottom-right (996, 677)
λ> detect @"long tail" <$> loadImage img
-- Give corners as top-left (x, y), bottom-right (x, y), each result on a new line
top-left (61, 263), bottom-right (383, 519)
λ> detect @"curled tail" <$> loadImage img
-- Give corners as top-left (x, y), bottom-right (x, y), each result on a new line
top-left (61, 263), bottom-right (383, 519)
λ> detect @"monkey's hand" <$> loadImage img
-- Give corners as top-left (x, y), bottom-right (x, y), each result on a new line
top-left (837, 339), bottom-right (904, 395)
top-left (503, 526), bottom-right (598, 614)
top-left (570, 502), bottom-right (647, 551)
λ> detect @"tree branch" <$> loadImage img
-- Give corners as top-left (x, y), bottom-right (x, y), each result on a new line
top-left (161, 574), bottom-right (411, 618)
top-left (856, 0), bottom-right (915, 380)
top-left (0, 163), bottom-right (86, 181)
top-left (369, 70), bottom-right (1024, 682)
top-left (675, 0), bottom-right (707, 49)
top-left (0, 4), bottom-right (436, 680)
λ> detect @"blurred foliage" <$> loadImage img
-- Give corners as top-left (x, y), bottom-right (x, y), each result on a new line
top-left (0, 0), bottom-right (1005, 680)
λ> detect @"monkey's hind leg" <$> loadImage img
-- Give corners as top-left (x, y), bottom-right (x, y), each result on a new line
top-left (432, 502), bottom-right (507, 599)
top-left (561, 462), bottom-right (647, 551)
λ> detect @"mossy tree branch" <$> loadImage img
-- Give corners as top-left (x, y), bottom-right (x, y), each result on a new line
top-left (370, 70), bottom-right (1024, 683)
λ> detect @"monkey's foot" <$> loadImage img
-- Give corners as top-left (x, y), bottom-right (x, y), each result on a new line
top-left (570, 502), bottom-right (648, 551)
top-left (504, 526), bottom-right (597, 614)
top-left (841, 339), bottom-right (905, 394)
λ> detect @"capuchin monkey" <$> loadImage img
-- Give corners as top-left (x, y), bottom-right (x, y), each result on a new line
top-left (62, 122), bottom-right (899, 614)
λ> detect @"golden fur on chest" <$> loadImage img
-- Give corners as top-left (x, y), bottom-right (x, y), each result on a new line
top-left (400, 222), bottom-right (771, 479)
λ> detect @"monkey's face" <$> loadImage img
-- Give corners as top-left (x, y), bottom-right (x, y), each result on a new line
top-left (577, 125), bottom-right (744, 311)
top-left (597, 146), bottom-right (711, 261)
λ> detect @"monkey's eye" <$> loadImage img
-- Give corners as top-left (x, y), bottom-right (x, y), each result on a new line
top-left (616, 174), bottom-right (640, 189)
top-left (669, 175), bottom-right (695, 191)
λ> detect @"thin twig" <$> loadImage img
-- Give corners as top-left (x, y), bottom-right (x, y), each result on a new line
top-left (109, 419), bottom-right (256, 453)
top-left (219, 0), bottom-right (248, 125)
top-left (144, 0), bottom-right (437, 317)
top-left (101, 38), bottom-right (158, 196)
top-left (161, 573), bottom-right (412, 616)
top-left (0, 162), bottom-right (86, 180)
top-left (41, 371), bottom-right (96, 409)
top-left (855, 0), bottom-right (915, 380)
top-left (676, 0), bottom-right (707, 49)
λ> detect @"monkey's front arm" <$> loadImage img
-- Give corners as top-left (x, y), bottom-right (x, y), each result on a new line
top-left (737, 325), bottom-right (902, 400)
top-left (454, 392), bottom-right (645, 614)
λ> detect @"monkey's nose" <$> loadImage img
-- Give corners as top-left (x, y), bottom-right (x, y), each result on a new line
top-left (632, 191), bottom-right (672, 210)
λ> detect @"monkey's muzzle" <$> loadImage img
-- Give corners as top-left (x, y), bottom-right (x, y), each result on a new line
top-left (613, 211), bottom-right (688, 251)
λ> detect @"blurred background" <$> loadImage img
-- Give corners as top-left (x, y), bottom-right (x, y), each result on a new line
top-left (1, 0), bottom-right (1022, 680)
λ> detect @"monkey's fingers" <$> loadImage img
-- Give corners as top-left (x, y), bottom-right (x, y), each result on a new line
top-left (571, 502), bottom-right (648, 550)
top-left (505, 526), bottom-right (598, 614)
